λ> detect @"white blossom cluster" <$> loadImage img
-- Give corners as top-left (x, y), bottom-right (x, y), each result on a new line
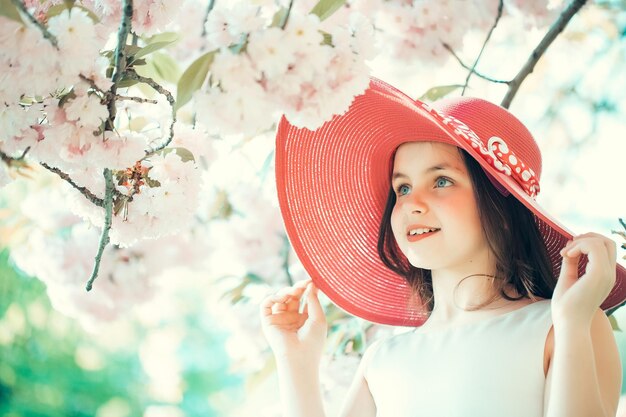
top-left (0, 4), bottom-right (203, 245)
top-left (194, 2), bottom-right (375, 133)
top-left (351, 0), bottom-right (564, 66)
top-left (4, 183), bottom-right (210, 329)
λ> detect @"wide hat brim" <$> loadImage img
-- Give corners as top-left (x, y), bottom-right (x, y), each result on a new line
top-left (276, 77), bottom-right (626, 326)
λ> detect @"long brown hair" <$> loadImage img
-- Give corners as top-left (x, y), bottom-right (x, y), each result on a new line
top-left (377, 147), bottom-right (556, 312)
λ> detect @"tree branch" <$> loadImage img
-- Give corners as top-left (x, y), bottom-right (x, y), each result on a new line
top-left (282, 236), bottom-right (294, 286)
top-left (105, 0), bottom-right (134, 131)
top-left (280, 0), bottom-right (295, 30)
top-left (200, 0), bottom-right (216, 38)
top-left (501, 0), bottom-right (588, 108)
top-left (79, 74), bottom-right (106, 94)
top-left (86, 168), bottom-right (114, 291)
top-left (116, 95), bottom-right (158, 104)
top-left (442, 43), bottom-right (510, 84)
top-left (0, 147), bottom-right (30, 165)
top-left (40, 162), bottom-right (105, 207)
top-left (124, 70), bottom-right (177, 153)
top-left (462, 0), bottom-right (504, 95)
top-left (11, 0), bottom-right (59, 48)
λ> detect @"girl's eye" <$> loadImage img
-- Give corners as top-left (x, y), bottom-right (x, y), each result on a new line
top-left (396, 184), bottom-right (410, 196)
top-left (435, 177), bottom-right (453, 188)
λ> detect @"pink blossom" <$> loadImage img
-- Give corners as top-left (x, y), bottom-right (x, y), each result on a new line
top-left (64, 92), bottom-right (109, 130)
top-left (247, 28), bottom-right (296, 78)
top-left (48, 9), bottom-right (104, 78)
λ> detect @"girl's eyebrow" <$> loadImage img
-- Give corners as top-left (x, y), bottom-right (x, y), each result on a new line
top-left (392, 162), bottom-right (461, 181)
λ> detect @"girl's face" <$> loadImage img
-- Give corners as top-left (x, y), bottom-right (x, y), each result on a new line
top-left (390, 142), bottom-right (490, 271)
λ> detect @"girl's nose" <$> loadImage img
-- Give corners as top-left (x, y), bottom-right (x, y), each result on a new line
top-left (406, 195), bottom-right (428, 214)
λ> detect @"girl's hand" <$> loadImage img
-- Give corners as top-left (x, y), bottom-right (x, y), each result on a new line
top-left (552, 232), bottom-right (617, 327)
top-left (260, 279), bottom-right (327, 360)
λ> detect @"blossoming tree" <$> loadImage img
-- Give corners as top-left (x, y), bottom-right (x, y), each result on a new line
top-left (1, 0), bottom-right (625, 415)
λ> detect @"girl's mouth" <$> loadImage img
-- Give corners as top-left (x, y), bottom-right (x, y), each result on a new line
top-left (407, 229), bottom-right (440, 243)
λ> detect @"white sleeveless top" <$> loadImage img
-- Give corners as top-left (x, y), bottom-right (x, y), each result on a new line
top-left (363, 299), bottom-right (553, 417)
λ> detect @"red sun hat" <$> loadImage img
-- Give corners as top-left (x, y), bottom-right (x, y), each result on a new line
top-left (275, 77), bottom-right (626, 326)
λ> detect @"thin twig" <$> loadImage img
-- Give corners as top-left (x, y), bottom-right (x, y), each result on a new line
top-left (280, 0), bottom-right (295, 30)
top-left (18, 147), bottom-right (30, 159)
top-left (106, 0), bottom-right (134, 131)
top-left (11, 0), bottom-right (59, 48)
top-left (462, 0), bottom-right (504, 95)
top-left (115, 95), bottom-right (158, 104)
top-left (442, 43), bottom-right (510, 84)
top-left (40, 162), bottom-right (105, 207)
top-left (0, 147), bottom-right (30, 164)
top-left (200, 0), bottom-right (216, 38)
top-left (86, 168), bottom-right (114, 291)
top-left (282, 236), bottom-right (294, 286)
top-left (501, 0), bottom-right (588, 108)
top-left (79, 74), bottom-right (106, 94)
top-left (124, 70), bottom-right (176, 153)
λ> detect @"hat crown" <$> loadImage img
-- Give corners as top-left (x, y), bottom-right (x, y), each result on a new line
top-left (432, 97), bottom-right (543, 181)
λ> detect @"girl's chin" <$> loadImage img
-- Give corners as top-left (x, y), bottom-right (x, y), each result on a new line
top-left (406, 257), bottom-right (437, 270)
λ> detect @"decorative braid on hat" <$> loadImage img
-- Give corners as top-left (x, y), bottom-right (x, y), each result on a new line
top-left (418, 102), bottom-right (541, 198)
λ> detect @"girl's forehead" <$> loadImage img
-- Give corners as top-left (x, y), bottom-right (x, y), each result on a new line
top-left (393, 141), bottom-right (463, 166)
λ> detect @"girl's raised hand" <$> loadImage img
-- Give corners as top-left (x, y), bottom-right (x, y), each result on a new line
top-left (552, 232), bottom-right (617, 327)
top-left (260, 279), bottom-right (327, 360)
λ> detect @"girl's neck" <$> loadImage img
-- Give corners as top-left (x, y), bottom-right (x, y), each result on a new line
top-left (427, 268), bottom-right (527, 325)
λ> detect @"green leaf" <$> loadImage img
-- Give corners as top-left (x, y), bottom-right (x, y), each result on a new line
top-left (259, 149), bottom-right (275, 184)
top-left (144, 32), bottom-right (179, 45)
top-left (46, 3), bottom-right (100, 23)
top-left (134, 41), bottom-right (176, 59)
top-left (0, 0), bottom-right (24, 23)
top-left (156, 147), bottom-right (195, 163)
top-left (228, 34), bottom-right (249, 54)
top-left (129, 58), bottom-right (147, 66)
top-left (144, 176), bottom-right (161, 187)
top-left (175, 50), bottom-right (217, 112)
top-left (172, 147), bottom-right (195, 163)
top-left (57, 90), bottom-right (77, 108)
top-left (320, 31), bottom-right (333, 46)
top-left (148, 52), bottom-right (181, 83)
top-left (609, 314), bottom-right (621, 332)
top-left (113, 198), bottom-right (124, 216)
top-left (352, 332), bottom-right (363, 352)
top-left (116, 78), bottom-right (139, 88)
top-left (270, 7), bottom-right (288, 27)
top-left (418, 85), bottom-right (464, 102)
top-left (245, 273), bottom-right (264, 284)
top-left (309, 0), bottom-right (346, 22)
top-left (125, 44), bottom-right (142, 57)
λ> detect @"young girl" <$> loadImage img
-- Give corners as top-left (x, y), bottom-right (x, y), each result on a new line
top-left (260, 77), bottom-right (625, 417)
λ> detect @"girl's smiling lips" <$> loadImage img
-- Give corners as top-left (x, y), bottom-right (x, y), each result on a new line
top-left (406, 224), bottom-right (441, 243)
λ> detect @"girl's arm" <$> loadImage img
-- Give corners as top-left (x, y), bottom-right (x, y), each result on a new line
top-left (261, 280), bottom-right (377, 417)
top-left (261, 280), bottom-right (327, 417)
top-left (275, 352), bottom-right (326, 417)
top-left (544, 233), bottom-right (623, 417)
top-left (544, 309), bottom-right (621, 417)
top-left (275, 348), bottom-right (377, 417)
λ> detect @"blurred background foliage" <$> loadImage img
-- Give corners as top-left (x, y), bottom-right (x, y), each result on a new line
top-left (0, 250), bottom-right (243, 417)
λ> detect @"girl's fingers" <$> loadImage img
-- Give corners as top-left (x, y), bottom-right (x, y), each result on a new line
top-left (563, 238), bottom-right (615, 287)
top-left (304, 282), bottom-right (325, 322)
top-left (260, 280), bottom-right (314, 317)
top-left (265, 310), bottom-right (307, 326)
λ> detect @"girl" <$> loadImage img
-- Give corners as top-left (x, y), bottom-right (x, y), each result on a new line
top-left (260, 77), bottom-right (625, 417)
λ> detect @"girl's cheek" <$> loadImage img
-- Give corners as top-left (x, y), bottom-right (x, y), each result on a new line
top-left (390, 206), bottom-right (403, 238)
